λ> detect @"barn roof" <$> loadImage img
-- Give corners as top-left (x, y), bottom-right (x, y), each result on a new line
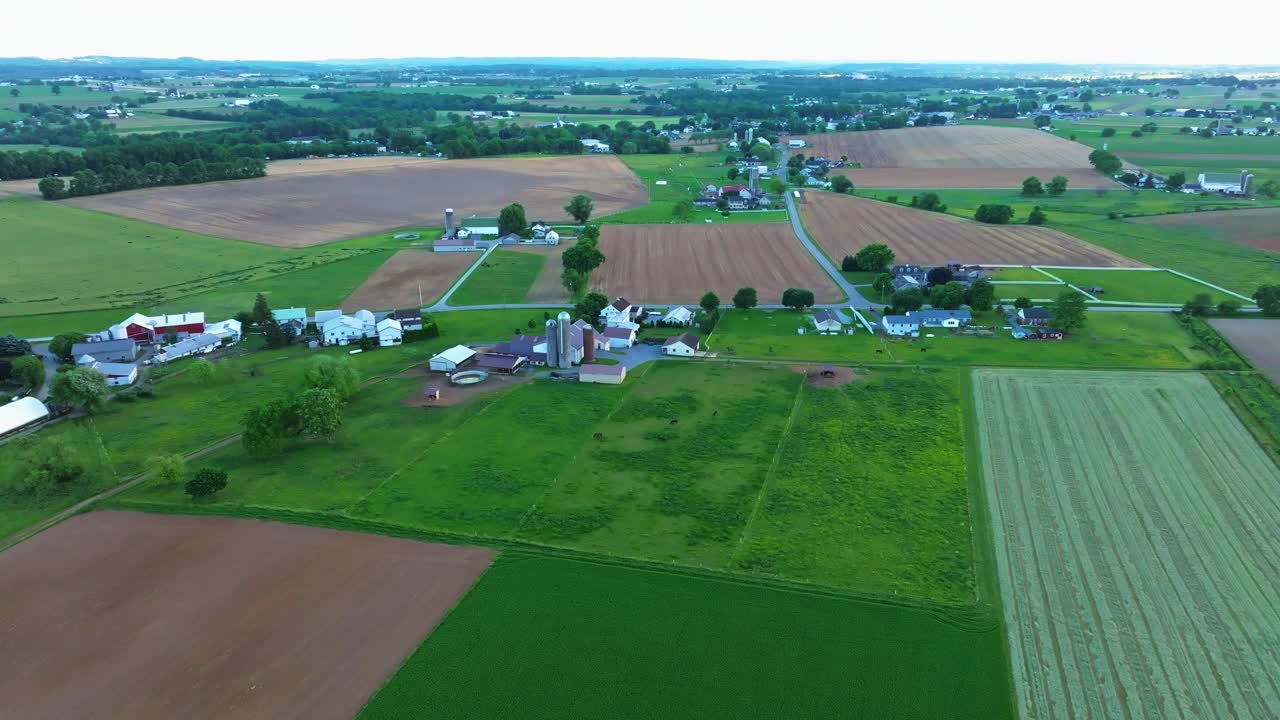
top-left (0, 397), bottom-right (50, 435)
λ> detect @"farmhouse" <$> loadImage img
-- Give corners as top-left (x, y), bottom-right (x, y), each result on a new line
top-left (375, 318), bottom-right (403, 347)
top-left (153, 333), bottom-right (220, 363)
top-left (812, 309), bottom-right (843, 332)
top-left (322, 316), bottom-right (366, 346)
top-left (71, 338), bottom-right (136, 364)
top-left (429, 345), bottom-right (476, 372)
top-left (579, 364), bottom-right (627, 385)
top-left (392, 309), bottom-right (424, 332)
top-left (1018, 307), bottom-right (1052, 327)
top-left (662, 333), bottom-right (700, 356)
top-left (602, 327), bottom-right (636, 349)
top-left (272, 308), bottom-right (308, 327)
top-left (909, 309), bottom-right (973, 328)
top-left (600, 298), bottom-right (635, 324)
top-left (881, 315), bottom-right (922, 337)
top-left (89, 361), bottom-right (138, 386)
top-left (0, 396), bottom-right (50, 437)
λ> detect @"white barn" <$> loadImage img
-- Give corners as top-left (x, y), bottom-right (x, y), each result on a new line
top-left (579, 364), bottom-right (627, 384)
top-left (323, 316), bottom-right (365, 346)
top-left (0, 397), bottom-right (50, 436)
top-left (430, 345), bottom-right (476, 372)
top-left (376, 318), bottom-right (403, 347)
top-left (662, 333), bottom-right (699, 356)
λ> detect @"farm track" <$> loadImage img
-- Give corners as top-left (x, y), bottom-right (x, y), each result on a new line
top-left (973, 369), bottom-right (1280, 719)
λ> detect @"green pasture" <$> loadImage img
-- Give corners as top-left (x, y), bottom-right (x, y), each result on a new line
top-left (110, 111), bottom-right (240, 134)
top-left (603, 153), bottom-right (786, 225)
top-left (989, 266), bottom-right (1056, 281)
top-left (1056, 120), bottom-right (1280, 155)
top-left (447, 249), bottom-right (545, 305)
top-left (357, 553), bottom-right (1013, 720)
top-left (989, 283), bottom-right (1070, 300)
top-left (0, 85), bottom-right (150, 111)
top-left (1044, 268), bottom-right (1241, 304)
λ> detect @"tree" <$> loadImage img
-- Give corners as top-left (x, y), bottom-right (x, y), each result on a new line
top-left (240, 397), bottom-right (299, 456)
top-left (1028, 206), bottom-right (1048, 225)
top-left (909, 192), bottom-right (946, 212)
top-left (1046, 175), bottom-right (1069, 195)
top-left (930, 282), bottom-right (967, 310)
top-left (1101, 127), bottom-right (1117, 137)
top-left (891, 288), bottom-right (924, 313)
top-left (577, 224), bottom-right (600, 245)
top-left (831, 175), bottom-right (854, 194)
top-left (296, 387), bottom-right (343, 439)
top-left (1088, 148), bottom-right (1123, 175)
top-left (48, 332), bottom-right (87, 363)
top-left (968, 279), bottom-right (995, 312)
top-left (974, 204), bottom-right (1015, 224)
top-left (11, 355), bottom-right (45, 390)
top-left (186, 468), bottom-right (228, 500)
top-left (727, 167), bottom-right (740, 181)
top-left (148, 453), bottom-right (187, 487)
top-left (700, 291), bottom-right (721, 315)
top-left (304, 355), bottom-right (360, 401)
top-left (189, 358), bottom-right (216, 383)
top-left (1216, 300), bottom-right (1241, 315)
top-left (0, 334), bottom-right (32, 356)
top-left (1013, 296), bottom-right (1033, 309)
top-left (1033, 115), bottom-right (1052, 128)
top-left (1252, 284), bottom-right (1280, 316)
top-left (38, 177), bottom-right (66, 200)
top-left (561, 242), bottom-right (606, 274)
top-left (852, 243), bottom-right (895, 273)
top-left (768, 176), bottom-right (787, 194)
top-left (672, 199), bottom-right (695, 221)
top-left (1051, 289), bottom-right (1088, 332)
top-left (1256, 180), bottom-right (1280, 199)
top-left (49, 366), bottom-right (108, 414)
top-left (840, 255), bottom-right (857, 272)
top-left (926, 266), bottom-right (954, 286)
top-left (564, 194), bottom-right (594, 223)
top-left (872, 273), bottom-right (894, 299)
top-left (8, 88), bottom-right (17, 98)
top-left (561, 268), bottom-right (587, 294)
top-left (498, 202), bottom-right (528, 236)
top-left (1182, 293), bottom-right (1213, 316)
top-left (1021, 176), bottom-right (1045, 196)
top-left (716, 196), bottom-right (730, 213)
top-left (263, 320), bottom-right (288, 349)
top-left (1167, 171), bottom-right (1186, 190)
top-left (732, 287), bottom-right (758, 310)
top-left (251, 292), bottom-right (273, 326)
top-left (574, 292), bottom-right (610, 323)
top-left (51, 84), bottom-right (61, 96)
top-left (780, 288), bottom-right (816, 309)
top-left (2, 435), bottom-right (86, 497)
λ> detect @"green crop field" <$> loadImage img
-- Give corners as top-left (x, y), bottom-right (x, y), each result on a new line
top-left (0, 85), bottom-right (149, 111)
top-left (734, 367), bottom-right (975, 602)
top-left (1042, 267), bottom-right (1241, 304)
top-left (989, 266), bottom-right (1058, 281)
top-left (447, 249), bottom-right (545, 305)
top-left (972, 369), bottom-right (1280, 719)
top-left (357, 553), bottom-right (1014, 720)
top-left (603, 153), bottom-right (787, 225)
top-left (110, 112), bottom-right (240, 134)
top-left (708, 310), bottom-right (1210, 369)
top-left (1055, 120), bottom-right (1280, 155)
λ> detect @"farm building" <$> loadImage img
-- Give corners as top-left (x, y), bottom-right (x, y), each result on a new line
top-left (1197, 171), bottom-right (1253, 195)
top-left (314, 309), bottom-right (344, 327)
top-left (1018, 307), bottom-right (1052, 327)
top-left (71, 338), bottom-right (136, 364)
top-left (600, 298), bottom-right (635, 325)
top-left (909, 310), bottom-right (972, 328)
top-left (392, 309), bottom-right (424, 332)
top-left (602, 327), bottom-right (636, 349)
top-left (376, 318), bottom-right (403, 347)
top-left (430, 345), bottom-right (476, 372)
top-left (434, 237), bottom-right (481, 252)
top-left (272, 308), bottom-right (307, 326)
top-left (812, 310), bottom-right (843, 333)
top-left (882, 316), bottom-right (922, 337)
top-left (108, 312), bottom-right (205, 343)
top-left (662, 333), bottom-right (700, 356)
top-left (322, 316), bottom-right (365, 346)
top-left (660, 306), bottom-right (694, 326)
top-left (353, 310), bottom-right (377, 335)
top-left (205, 319), bottom-right (243, 343)
top-left (153, 333), bottom-right (220, 363)
top-left (605, 317), bottom-right (641, 332)
top-left (579, 364), bottom-right (627, 385)
top-left (0, 397), bottom-right (50, 437)
top-left (89, 361), bottom-right (137, 387)
top-left (476, 353), bottom-right (527, 374)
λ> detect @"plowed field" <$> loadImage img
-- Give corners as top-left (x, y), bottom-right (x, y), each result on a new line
top-left (592, 223), bottom-right (842, 303)
top-left (1131, 207), bottom-right (1280, 252)
top-left (793, 126), bottom-right (1097, 168)
top-left (973, 369), bottom-right (1280, 720)
top-left (342, 250), bottom-right (477, 309)
top-left (800, 192), bottom-right (1138, 266)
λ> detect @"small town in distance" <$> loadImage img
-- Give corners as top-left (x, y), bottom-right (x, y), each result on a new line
top-left (1, 24), bottom-right (1279, 720)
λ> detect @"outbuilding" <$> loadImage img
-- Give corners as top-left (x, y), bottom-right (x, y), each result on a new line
top-left (376, 318), bottom-right (403, 347)
top-left (662, 333), bottom-right (699, 356)
top-left (812, 309), bottom-right (842, 333)
top-left (430, 345), bottom-right (476, 372)
top-left (71, 338), bottom-right (137, 364)
top-left (90, 361), bottom-right (138, 386)
top-left (0, 397), bottom-right (50, 437)
top-left (602, 326), bottom-right (635, 349)
top-left (579, 363), bottom-right (627, 384)
top-left (322, 316), bottom-right (365, 346)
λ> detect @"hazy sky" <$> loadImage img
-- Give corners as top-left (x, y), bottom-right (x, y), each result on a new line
top-left (7, 1), bottom-right (1277, 65)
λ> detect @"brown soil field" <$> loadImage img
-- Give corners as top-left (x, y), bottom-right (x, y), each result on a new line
top-left (64, 155), bottom-right (647, 248)
top-left (0, 511), bottom-right (492, 720)
top-left (343, 249), bottom-right (477, 309)
top-left (800, 192), bottom-right (1141, 266)
top-left (514, 244), bottom-right (572, 303)
top-left (399, 366), bottom-right (531, 407)
top-left (830, 167), bottom-right (1116, 189)
top-left (792, 126), bottom-right (1097, 168)
top-left (592, 223), bottom-right (842, 303)
top-left (1131, 208), bottom-right (1280, 252)
top-left (264, 155), bottom-right (444, 176)
top-left (0, 178), bottom-right (41, 197)
top-left (1118, 151), bottom-right (1280, 163)
top-left (1209, 318), bottom-right (1280, 384)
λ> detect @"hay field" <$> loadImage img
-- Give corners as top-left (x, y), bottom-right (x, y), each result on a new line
top-left (800, 192), bottom-right (1139, 266)
top-left (794, 126), bottom-right (1097, 168)
top-left (0, 511), bottom-right (493, 720)
top-left (972, 369), bottom-right (1280, 720)
top-left (64, 155), bottom-right (647, 248)
top-left (1131, 207), bottom-right (1280, 252)
top-left (592, 223), bottom-right (842, 303)
top-left (342, 250), bottom-right (477, 309)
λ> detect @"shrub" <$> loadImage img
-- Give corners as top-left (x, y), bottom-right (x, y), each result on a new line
top-left (186, 467), bottom-right (228, 500)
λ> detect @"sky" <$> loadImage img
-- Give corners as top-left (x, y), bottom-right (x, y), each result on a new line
top-left (6, 0), bottom-right (1278, 66)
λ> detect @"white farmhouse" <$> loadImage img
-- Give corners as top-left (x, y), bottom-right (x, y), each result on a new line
top-left (323, 316), bottom-right (365, 346)
top-left (376, 318), bottom-right (403, 347)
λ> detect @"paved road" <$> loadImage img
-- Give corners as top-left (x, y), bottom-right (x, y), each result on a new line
top-left (30, 343), bottom-right (60, 401)
top-left (427, 244), bottom-right (498, 311)
top-left (782, 191), bottom-right (872, 309)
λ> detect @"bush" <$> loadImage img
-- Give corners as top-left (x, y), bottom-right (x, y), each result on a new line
top-left (1101, 127), bottom-right (1116, 137)
top-left (1027, 206), bottom-right (1048, 226)
top-left (186, 467), bottom-right (228, 500)
top-left (974, 204), bottom-right (1015, 224)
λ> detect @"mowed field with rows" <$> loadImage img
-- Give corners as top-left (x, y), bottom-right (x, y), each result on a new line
top-left (972, 369), bottom-right (1280, 720)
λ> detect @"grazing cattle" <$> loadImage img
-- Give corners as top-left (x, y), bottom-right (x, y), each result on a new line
top-left (593, 432), bottom-right (604, 441)
top-left (712, 410), bottom-right (718, 416)
top-left (669, 418), bottom-right (679, 425)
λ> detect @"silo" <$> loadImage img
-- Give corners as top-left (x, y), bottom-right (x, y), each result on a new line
top-left (749, 167), bottom-right (759, 193)
top-left (544, 319), bottom-right (559, 368)
top-left (557, 312), bottom-right (572, 368)
top-left (582, 326), bottom-right (595, 363)
top-left (444, 208), bottom-right (455, 239)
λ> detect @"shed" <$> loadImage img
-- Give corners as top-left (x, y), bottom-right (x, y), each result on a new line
top-left (430, 345), bottom-right (476, 372)
top-left (579, 363), bottom-right (627, 384)
top-left (662, 333), bottom-right (699, 356)
top-left (0, 396), bottom-right (50, 436)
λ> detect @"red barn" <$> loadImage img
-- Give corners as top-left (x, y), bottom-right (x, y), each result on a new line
top-left (151, 312), bottom-right (206, 337)
top-left (110, 313), bottom-right (156, 342)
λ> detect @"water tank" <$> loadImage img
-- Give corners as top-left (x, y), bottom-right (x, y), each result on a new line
top-left (544, 319), bottom-right (559, 368)
top-left (557, 312), bottom-right (572, 368)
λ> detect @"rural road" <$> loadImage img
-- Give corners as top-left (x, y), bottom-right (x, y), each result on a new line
top-left (783, 191), bottom-right (871, 308)
top-left (30, 344), bottom-right (59, 401)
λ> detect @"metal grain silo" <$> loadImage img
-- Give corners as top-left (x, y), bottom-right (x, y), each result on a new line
top-left (557, 312), bottom-right (572, 368)
top-left (544, 319), bottom-right (559, 368)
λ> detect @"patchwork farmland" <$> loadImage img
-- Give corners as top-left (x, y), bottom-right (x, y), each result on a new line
top-left (799, 192), bottom-right (1140, 266)
top-left (0, 511), bottom-right (493, 720)
top-left (1130, 207), bottom-right (1280, 252)
top-left (342, 249), bottom-right (477, 309)
top-left (972, 369), bottom-right (1280, 720)
top-left (590, 223), bottom-right (843, 303)
top-left (64, 155), bottom-right (647, 247)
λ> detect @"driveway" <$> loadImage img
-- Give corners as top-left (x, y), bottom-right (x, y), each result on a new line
top-left (30, 344), bottom-right (60, 401)
top-left (597, 343), bottom-right (664, 370)
top-left (779, 171), bottom-right (871, 310)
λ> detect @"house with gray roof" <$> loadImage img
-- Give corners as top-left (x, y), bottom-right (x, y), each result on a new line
top-left (909, 309), bottom-right (972, 328)
top-left (881, 315), bottom-right (921, 337)
top-left (72, 338), bottom-right (137, 364)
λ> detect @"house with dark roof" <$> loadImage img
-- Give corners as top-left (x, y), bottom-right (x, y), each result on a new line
top-left (909, 309), bottom-right (972, 328)
top-left (1018, 307), bottom-right (1053, 327)
top-left (662, 333), bottom-right (699, 356)
top-left (600, 298), bottom-right (634, 324)
top-left (812, 309), bottom-right (842, 332)
top-left (476, 353), bottom-right (527, 374)
top-left (392, 309), bottom-right (423, 331)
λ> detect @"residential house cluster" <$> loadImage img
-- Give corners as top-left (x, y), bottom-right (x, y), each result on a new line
top-left (1009, 307), bottom-right (1064, 340)
top-left (303, 306), bottom-right (411, 347)
top-left (77, 311), bottom-right (246, 380)
top-left (890, 263), bottom-right (986, 293)
top-left (880, 310), bottom-right (973, 337)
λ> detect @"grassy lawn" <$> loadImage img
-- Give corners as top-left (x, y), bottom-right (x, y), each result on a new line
top-left (447, 249), bottom-right (545, 305)
top-left (709, 309), bottom-right (1209, 369)
top-left (357, 553), bottom-right (1014, 720)
top-left (735, 367), bottom-right (975, 602)
top-left (1045, 268), bottom-right (1242, 304)
top-left (989, 283), bottom-right (1071, 300)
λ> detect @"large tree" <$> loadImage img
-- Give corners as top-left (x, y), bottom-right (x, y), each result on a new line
top-left (872, 273), bottom-right (894, 299)
top-left (1252, 284), bottom-right (1280, 316)
top-left (49, 366), bottom-right (108, 414)
top-left (574, 292), bottom-right (610, 322)
top-left (564, 194), bottom-right (594, 223)
top-left (929, 282), bottom-right (967, 310)
top-left (186, 467), bottom-right (228, 500)
top-left (732, 287), bottom-right (758, 310)
top-left (304, 355), bottom-right (360, 401)
top-left (1051, 289), bottom-right (1088, 332)
top-left (241, 397), bottom-right (299, 457)
top-left (1088, 148), bottom-right (1123, 175)
top-left (974, 204), bottom-right (1015, 224)
top-left (853, 243), bottom-right (895, 272)
top-left (1027, 206), bottom-right (1048, 225)
top-left (700, 291), bottom-right (721, 315)
top-left (251, 292), bottom-right (273, 326)
top-left (1046, 175), bottom-right (1069, 195)
top-left (967, 279), bottom-right (995, 312)
top-left (562, 242), bottom-right (606, 274)
top-left (781, 288), bottom-right (816, 309)
top-left (296, 387), bottom-right (343, 439)
top-left (498, 202), bottom-right (528, 236)
top-left (672, 199), bottom-right (695, 222)
top-left (891, 288), bottom-right (924, 313)
top-left (48, 332), bottom-right (86, 363)
top-left (831, 175), bottom-right (854, 194)
top-left (1021, 176), bottom-right (1045, 196)
top-left (926, 266), bottom-right (954, 286)
top-left (1182, 293), bottom-right (1213, 316)
top-left (10, 355), bottom-right (45, 390)
top-left (0, 334), bottom-right (32, 356)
